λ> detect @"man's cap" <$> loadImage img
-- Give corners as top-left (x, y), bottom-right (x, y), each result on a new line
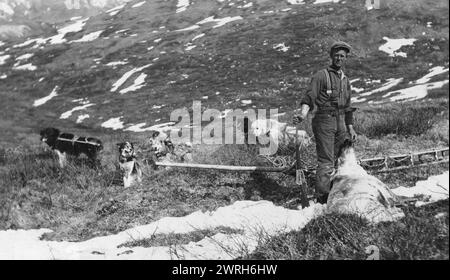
top-left (330, 41), bottom-right (351, 55)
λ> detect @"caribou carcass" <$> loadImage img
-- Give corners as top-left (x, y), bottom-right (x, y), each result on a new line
top-left (327, 140), bottom-right (405, 223)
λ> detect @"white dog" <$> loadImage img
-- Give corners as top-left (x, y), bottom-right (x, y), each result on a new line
top-left (327, 139), bottom-right (405, 224)
top-left (250, 119), bottom-right (310, 146)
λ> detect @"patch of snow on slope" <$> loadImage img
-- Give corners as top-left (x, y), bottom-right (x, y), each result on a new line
top-left (197, 16), bottom-right (243, 28)
top-left (192, 33), bottom-right (205, 41)
top-left (237, 2), bottom-right (253, 8)
top-left (0, 54), bottom-right (10, 65)
top-left (119, 73), bottom-right (147, 94)
top-left (273, 43), bottom-right (289, 52)
top-left (16, 53), bottom-right (34, 61)
top-left (13, 63), bottom-right (37, 71)
top-left (383, 80), bottom-right (449, 102)
top-left (176, 25), bottom-right (200, 32)
top-left (0, 3), bottom-right (14, 16)
top-left (132, 1), bottom-right (146, 8)
top-left (314, 0), bottom-right (340, 3)
top-left (111, 64), bottom-right (152, 92)
top-left (415, 66), bottom-right (449, 84)
top-left (352, 78), bottom-right (404, 103)
top-left (60, 103), bottom-right (95, 119)
top-left (106, 61), bottom-right (128, 67)
top-left (392, 171), bottom-right (449, 207)
top-left (48, 18), bottom-right (89, 45)
top-left (125, 122), bottom-right (177, 133)
top-left (106, 4), bottom-right (126, 16)
top-left (287, 0), bottom-right (305, 4)
top-left (76, 114), bottom-right (90, 124)
top-left (176, 0), bottom-right (190, 13)
top-left (102, 117), bottom-right (124, 130)
top-left (33, 86), bottom-right (58, 107)
top-left (72, 30), bottom-right (103, 43)
top-left (379, 37), bottom-right (417, 57)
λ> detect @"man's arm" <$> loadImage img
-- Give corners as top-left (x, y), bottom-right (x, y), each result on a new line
top-left (293, 73), bottom-right (322, 124)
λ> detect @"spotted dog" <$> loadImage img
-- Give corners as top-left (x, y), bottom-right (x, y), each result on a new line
top-left (327, 139), bottom-right (405, 223)
top-left (148, 131), bottom-right (193, 163)
top-left (148, 131), bottom-right (174, 158)
top-left (117, 142), bottom-right (142, 188)
top-left (40, 127), bottom-right (103, 167)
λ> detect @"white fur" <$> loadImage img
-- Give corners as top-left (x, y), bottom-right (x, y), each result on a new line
top-left (148, 132), bottom-right (192, 163)
top-left (55, 150), bottom-right (67, 168)
top-left (148, 131), bottom-right (170, 156)
top-left (120, 160), bottom-right (142, 188)
top-left (327, 146), bottom-right (405, 224)
top-left (250, 119), bottom-right (310, 146)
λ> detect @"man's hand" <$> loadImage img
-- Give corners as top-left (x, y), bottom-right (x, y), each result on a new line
top-left (293, 104), bottom-right (310, 125)
top-left (347, 125), bottom-right (357, 142)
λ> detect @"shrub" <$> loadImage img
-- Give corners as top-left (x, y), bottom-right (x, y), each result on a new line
top-left (354, 100), bottom-right (447, 138)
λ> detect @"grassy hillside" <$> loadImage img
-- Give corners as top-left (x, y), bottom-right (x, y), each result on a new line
top-left (0, 0), bottom-right (448, 144)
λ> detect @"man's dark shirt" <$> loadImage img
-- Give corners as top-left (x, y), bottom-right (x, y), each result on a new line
top-left (300, 66), bottom-right (354, 125)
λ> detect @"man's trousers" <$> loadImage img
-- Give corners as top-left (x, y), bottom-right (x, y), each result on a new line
top-left (312, 113), bottom-right (349, 196)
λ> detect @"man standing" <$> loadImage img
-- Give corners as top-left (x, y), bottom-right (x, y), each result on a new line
top-left (293, 41), bottom-right (357, 204)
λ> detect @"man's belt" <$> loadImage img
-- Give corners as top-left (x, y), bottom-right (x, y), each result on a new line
top-left (316, 107), bottom-right (347, 116)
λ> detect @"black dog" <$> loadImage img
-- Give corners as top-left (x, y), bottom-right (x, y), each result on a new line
top-left (40, 127), bottom-right (103, 167)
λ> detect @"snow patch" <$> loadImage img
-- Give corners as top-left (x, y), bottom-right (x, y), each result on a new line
top-left (0, 3), bottom-right (14, 16)
top-left (106, 4), bottom-right (126, 16)
top-left (60, 103), bottom-right (95, 119)
top-left (379, 37), bottom-right (417, 57)
top-left (33, 86), bottom-right (58, 107)
top-left (106, 61), bottom-right (128, 67)
top-left (273, 43), bottom-right (289, 52)
top-left (237, 2), bottom-right (253, 8)
top-left (392, 171), bottom-right (449, 207)
top-left (383, 80), bottom-right (449, 102)
top-left (132, 1), bottom-right (146, 8)
top-left (72, 30), bottom-right (103, 43)
top-left (16, 53), bottom-right (34, 61)
top-left (286, 0), bottom-right (305, 4)
top-left (76, 114), bottom-right (90, 124)
top-left (356, 78), bottom-right (404, 100)
top-left (13, 63), bottom-right (37, 71)
top-left (185, 44), bottom-right (196, 51)
top-left (197, 16), bottom-right (243, 28)
top-left (175, 25), bottom-right (200, 32)
top-left (176, 0), bottom-right (190, 13)
top-left (0, 54), bottom-right (10, 65)
top-left (119, 73), bottom-right (147, 94)
top-left (102, 117), bottom-right (124, 130)
top-left (192, 34), bottom-right (205, 41)
top-left (415, 66), bottom-right (449, 84)
top-left (111, 64), bottom-right (152, 92)
top-left (314, 0), bottom-right (340, 4)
